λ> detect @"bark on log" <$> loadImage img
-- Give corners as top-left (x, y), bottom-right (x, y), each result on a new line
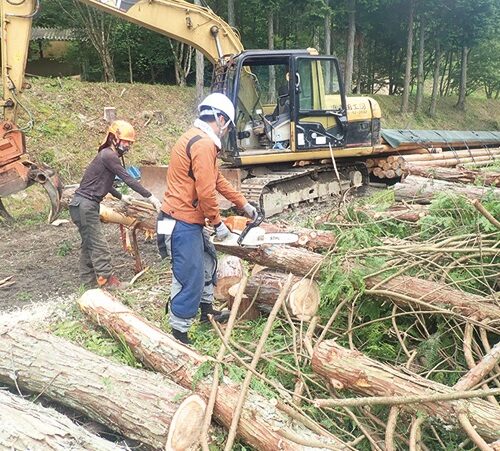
top-left (400, 148), bottom-right (500, 162)
top-left (230, 270), bottom-right (320, 321)
top-left (312, 340), bottom-right (500, 441)
top-left (218, 244), bottom-right (500, 323)
top-left (78, 289), bottom-right (346, 450)
top-left (409, 155), bottom-right (500, 168)
top-left (394, 175), bottom-right (500, 203)
top-left (214, 255), bottom-right (244, 301)
top-left (407, 165), bottom-right (500, 187)
top-left (0, 390), bottom-right (123, 451)
top-left (0, 325), bottom-right (205, 450)
top-left (365, 274), bottom-right (500, 324)
top-left (213, 243), bottom-right (325, 277)
top-left (260, 223), bottom-right (336, 253)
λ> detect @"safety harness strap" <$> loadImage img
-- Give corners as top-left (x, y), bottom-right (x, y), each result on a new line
top-left (186, 135), bottom-right (203, 181)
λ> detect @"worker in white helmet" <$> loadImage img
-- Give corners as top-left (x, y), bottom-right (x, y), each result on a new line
top-left (157, 92), bottom-right (258, 345)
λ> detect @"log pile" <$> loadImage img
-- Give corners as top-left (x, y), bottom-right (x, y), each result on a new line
top-left (369, 147), bottom-right (500, 179)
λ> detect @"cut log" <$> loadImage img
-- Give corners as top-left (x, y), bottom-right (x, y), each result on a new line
top-left (0, 390), bottom-right (123, 451)
top-left (365, 274), bottom-right (500, 324)
top-left (213, 243), bottom-right (325, 277)
top-left (260, 223), bottom-right (336, 253)
top-left (312, 340), bottom-right (500, 441)
top-left (78, 289), bottom-right (346, 451)
top-left (0, 325), bottom-right (205, 450)
top-left (400, 148), bottom-right (500, 162)
top-left (407, 165), bottom-right (500, 188)
top-left (411, 154), bottom-right (500, 168)
top-left (394, 175), bottom-right (500, 203)
top-left (214, 255), bottom-right (244, 301)
top-left (217, 244), bottom-right (500, 323)
top-left (230, 270), bottom-right (320, 321)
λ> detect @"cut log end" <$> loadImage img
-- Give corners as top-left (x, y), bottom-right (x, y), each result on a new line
top-left (288, 279), bottom-right (320, 321)
top-left (165, 394), bottom-right (206, 451)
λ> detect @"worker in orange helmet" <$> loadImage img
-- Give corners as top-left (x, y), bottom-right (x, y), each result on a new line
top-left (69, 120), bottom-right (162, 289)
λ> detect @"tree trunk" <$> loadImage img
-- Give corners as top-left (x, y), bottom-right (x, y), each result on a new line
top-left (0, 390), bottom-right (124, 451)
top-left (324, 12), bottom-right (332, 91)
top-left (0, 325), bottom-right (205, 450)
top-left (227, 0), bottom-right (235, 27)
top-left (230, 270), bottom-right (320, 321)
top-left (414, 22), bottom-right (425, 112)
top-left (214, 255), bottom-right (244, 301)
top-left (213, 242), bottom-right (325, 277)
top-left (407, 165), bottom-right (500, 187)
top-left (312, 340), bottom-right (500, 442)
top-left (268, 11), bottom-right (276, 101)
top-left (401, 0), bottom-right (415, 113)
top-left (429, 40), bottom-right (441, 116)
top-left (344, 0), bottom-right (356, 94)
top-left (127, 44), bottom-right (133, 84)
top-left (78, 289), bottom-right (346, 451)
top-left (456, 45), bottom-right (469, 110)
top-left (394, 175), bottom-right (500, 203)
top-left (194, 0), bottom-right (204, 104)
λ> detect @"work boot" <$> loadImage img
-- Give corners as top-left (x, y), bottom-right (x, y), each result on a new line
top-left (172, 328), bottom-right (191, 345)
top-left (199, 303), bottom-right (230, 324)
top-left (97, 275), bottom-right (129, 290)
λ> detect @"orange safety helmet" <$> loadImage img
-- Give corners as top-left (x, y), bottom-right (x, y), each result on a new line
top-left (107, 120), bottom-right (136, 142)
top-left (99, 120), bottom-right (136, 152)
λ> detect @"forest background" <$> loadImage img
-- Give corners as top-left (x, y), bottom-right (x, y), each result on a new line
top-left (31, 0), bottom-right (500, 115)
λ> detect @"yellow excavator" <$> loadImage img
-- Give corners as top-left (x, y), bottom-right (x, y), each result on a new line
top-left (1, 0), bottom-right (385, 220)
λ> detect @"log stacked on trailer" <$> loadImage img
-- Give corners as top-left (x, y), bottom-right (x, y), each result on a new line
top-left (368, 147), bottom-right (500, 179)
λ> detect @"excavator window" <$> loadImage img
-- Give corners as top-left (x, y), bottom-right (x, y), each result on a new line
top-left (293, 56), bottom-right (347, 150)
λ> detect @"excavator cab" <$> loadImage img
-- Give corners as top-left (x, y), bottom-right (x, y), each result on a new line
top-left (221, 50), bottom-right (359, 166)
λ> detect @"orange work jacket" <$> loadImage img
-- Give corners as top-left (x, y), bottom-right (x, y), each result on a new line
top-left (161, 127), bottom-right (247, 226)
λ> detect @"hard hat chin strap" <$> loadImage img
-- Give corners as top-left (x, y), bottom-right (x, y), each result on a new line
top-left (211, 107), bottom-right (230, 137)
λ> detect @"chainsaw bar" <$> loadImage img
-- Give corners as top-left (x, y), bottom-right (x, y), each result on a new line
top-left (211, 227), bottom-right (298, 247)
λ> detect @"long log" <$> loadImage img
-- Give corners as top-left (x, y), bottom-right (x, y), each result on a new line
top-left (394, 175), bottom-right (500, 203)
top-left (229, 270), bottom-right (320, 321)
top-left (0, 325), bottom-right (206, 450)
top-left (260, 223), bottom-right (336, 253)
top-left (407, 165), bottom-right (500, 187)
top-left (213, 242), bottom-right (325, 277)
top-left (0, 390), bottom-right (123, 451)
top-left (364, 274), bottom-right (500, 324)
top-left (215, 243), bottom-right (500, 323)
top-left (312, 340), bottom-right (500, 441)
top-left (410, 155), bottom-right (500, 168)
top-left (78, 289), bottom-right (346, 451)
top-left (400, 148), bottom-right (500, 162)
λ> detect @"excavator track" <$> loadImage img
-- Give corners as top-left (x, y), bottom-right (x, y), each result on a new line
top-left (240, 162), bottom-right (368, 216)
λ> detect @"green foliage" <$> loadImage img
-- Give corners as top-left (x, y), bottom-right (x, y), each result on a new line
top-left (419, 192), bottom-right (500, 236)
top-left (56, 240), bottom-right (73, 257)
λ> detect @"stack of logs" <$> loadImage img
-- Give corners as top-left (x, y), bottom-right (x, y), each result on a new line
top-left (368, 147), bottom-right (500, 179)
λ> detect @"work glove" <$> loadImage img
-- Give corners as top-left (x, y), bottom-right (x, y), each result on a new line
top-left (148, 194), bottom-right (162, 213)
top-left (121, 194), bottom-right (134, 205)
top-left (214, 221), bottom-right (230, 241)
top-left (243, 203), bottom-right (258, 221)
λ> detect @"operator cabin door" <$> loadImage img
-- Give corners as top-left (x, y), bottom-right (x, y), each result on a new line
top-left (291, 56), bottom-right (347, 151)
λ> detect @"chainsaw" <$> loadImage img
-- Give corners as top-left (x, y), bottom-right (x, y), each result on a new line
top-left (212, 210), bottom-right (298, 247)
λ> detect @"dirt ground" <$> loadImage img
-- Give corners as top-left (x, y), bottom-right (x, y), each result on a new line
top-left (0, 220), bottom-right (161, 311)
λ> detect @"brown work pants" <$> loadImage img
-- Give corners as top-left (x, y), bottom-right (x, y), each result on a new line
top-left (69, 195), bottom-right (112, 286)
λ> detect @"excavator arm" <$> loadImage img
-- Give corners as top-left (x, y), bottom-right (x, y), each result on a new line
top-left (0, 0), bottom-right (244, 222)
top-left (0, 0), bottom-right (63, 222)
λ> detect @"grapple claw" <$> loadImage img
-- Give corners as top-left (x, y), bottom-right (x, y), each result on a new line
top-left (26, 164), bottom-right (63, 223)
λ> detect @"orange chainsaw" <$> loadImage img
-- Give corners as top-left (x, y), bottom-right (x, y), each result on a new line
top-left (214, 210), bottom-right (298, 247)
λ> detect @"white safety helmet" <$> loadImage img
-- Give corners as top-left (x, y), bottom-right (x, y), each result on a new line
top-left (198, 92), bottom-right (235, 125)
